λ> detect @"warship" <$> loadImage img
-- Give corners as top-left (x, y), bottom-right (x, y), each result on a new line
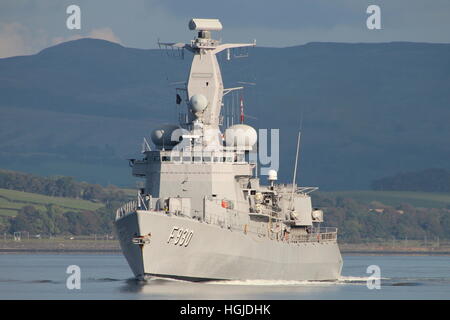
top-left (115, 18), bottom-right (343, 281)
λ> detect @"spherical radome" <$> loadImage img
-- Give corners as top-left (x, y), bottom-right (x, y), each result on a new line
top-left (150, 124), bottom-right (181, 146)
top-left (268, 169), bottom-right (278, 181)
top-left (190, 94), bottom-right (208, 113)
top-left (225, 124), bottom-right (257, 148)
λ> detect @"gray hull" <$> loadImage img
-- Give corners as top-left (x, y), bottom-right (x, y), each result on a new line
top-left (115, 211), bottom-right (343, 281)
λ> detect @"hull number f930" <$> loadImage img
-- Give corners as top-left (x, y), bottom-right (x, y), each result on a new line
top-left (167, 227), bottom-right (194, 247)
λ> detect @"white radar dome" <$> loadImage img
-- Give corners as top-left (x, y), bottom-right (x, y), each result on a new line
top-left (151, 124), bottom-right (181, 147)
top-left (268, 170), bottom-right (278, 181)
top-left (189, 94), bottom-right (208, 113)
top-left (225, 124), bottom-right (257, 148)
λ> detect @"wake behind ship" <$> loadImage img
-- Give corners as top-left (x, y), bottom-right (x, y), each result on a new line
top-left (114, 18), bottom-right (343, 281)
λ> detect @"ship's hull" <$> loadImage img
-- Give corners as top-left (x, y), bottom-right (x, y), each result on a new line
top-left (115, 211), bottom-right (343, 281)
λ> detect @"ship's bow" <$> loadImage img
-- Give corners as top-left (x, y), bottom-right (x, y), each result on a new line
top-left (114, 212), bottom-right (146, 279)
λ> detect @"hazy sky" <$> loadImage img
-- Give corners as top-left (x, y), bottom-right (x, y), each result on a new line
top-left (1, 0), bottom-right (450, 58)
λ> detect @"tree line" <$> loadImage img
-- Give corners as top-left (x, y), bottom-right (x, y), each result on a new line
top-left (0, 169), bottom-right (130, 235)
top-left (6, 193), bottom-right (449, 241)
top-left (371, 168), bottom-right (450, 193)
top-left (0, 169), bottom-right (128, 203)
top-left (313, 193), bottom-right (450, 243)
top-left (7, 205), bottom-right (114, 236)
top-left (1, 169), bottom-right (449, 241)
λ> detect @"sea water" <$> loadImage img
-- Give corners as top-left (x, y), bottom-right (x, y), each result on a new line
top-left (0, 254), bottom-right (449, 299)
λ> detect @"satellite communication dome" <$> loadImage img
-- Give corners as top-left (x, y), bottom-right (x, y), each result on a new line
top-left (268, 170), bottom-right (278, 181)
top-left (151, 124), bottom-right (181, 147)
top-left (190, 94), bottom-right (208, 113)
top-left (225, 124), bottom-right (257, 148)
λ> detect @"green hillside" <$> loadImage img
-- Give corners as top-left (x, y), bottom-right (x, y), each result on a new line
top-left (0, 176), bottom-right (448, 241)
top-left (319, 190), bottom-right (450, 209)
top-left (0, 188), bottom-right (104, 217)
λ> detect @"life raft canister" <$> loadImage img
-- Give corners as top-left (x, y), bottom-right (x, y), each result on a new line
top-left (221, 200), bottom-right (228, 208)
top-left (221, 199), bottom-right (232, 209)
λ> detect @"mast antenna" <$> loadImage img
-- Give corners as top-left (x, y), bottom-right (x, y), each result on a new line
top-left (289, 112), bottom-right (304, 210)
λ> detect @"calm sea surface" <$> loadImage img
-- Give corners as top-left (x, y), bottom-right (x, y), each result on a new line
top-left (0, 254), bottom-right (449, 299)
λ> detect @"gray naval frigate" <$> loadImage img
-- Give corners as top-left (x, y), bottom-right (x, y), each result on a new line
top-left (115, 18), bottom-right (343, 281)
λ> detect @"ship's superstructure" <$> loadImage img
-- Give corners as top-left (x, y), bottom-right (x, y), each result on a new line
top-left (115, 19), bottom-right (343, 281)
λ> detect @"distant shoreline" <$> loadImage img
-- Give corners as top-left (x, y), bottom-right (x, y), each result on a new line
top-left (1, 240), bottom-right (449, 255)
top-left (1, 249), bottom-right (449, 255)
top-left (341, 250), bottom-right (450, 256)
top-left (339, 244), bottom-right (450, 256)
top-left (0, 248), bottom-right (121, 254)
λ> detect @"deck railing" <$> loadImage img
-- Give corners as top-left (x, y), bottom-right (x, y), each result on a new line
top-left (115, 200), bottom-right (139, 220)
top-left (289, 230), bottom-right (337, 243)
top-left (204, 211), bottom-right (338, 243)
top-left (115, 194), bottom-right (156, 220)
top-left (116, 198), bottom-right (338, 244)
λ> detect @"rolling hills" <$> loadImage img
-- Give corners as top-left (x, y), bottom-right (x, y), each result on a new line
top-left (0, 188), bottom-right (104, 217)
top-left (1, 39), bottom-right (449, 189)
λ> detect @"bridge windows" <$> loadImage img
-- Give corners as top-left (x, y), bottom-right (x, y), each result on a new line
top-left (153, 151), bottom-right (245, 164)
